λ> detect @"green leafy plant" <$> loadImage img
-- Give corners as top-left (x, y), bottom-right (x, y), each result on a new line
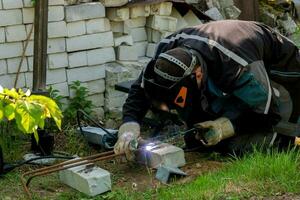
top-left (48, 86), bottom-right (64, 110)
top-left (0, 87), bottom-right (62, 142)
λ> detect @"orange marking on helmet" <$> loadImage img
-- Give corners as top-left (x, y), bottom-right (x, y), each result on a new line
top-left (174, 86), bottom-right (187, 108)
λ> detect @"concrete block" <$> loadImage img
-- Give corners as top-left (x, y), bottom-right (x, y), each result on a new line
top-left (0, 28), bottom-right (4, 43)
top-left (0, 73), bottom-right (26, 88)
top-left (151, 29), bottom-right (172, 43)
top-left (205, 7), bottom-right (224, 21)
top-left (130, 5), bottom-right (150, 18)
top-left (137, 143), bottom-right (186, 168)
top-left (124, 17), bottom-right (146, 34)
top-left (128, 27), bottom-right (147, 42)
top-left (49, 6), bottom-right (65, 22)
top-left (134, 41), bottom-right (148, 57)
top-left (114, 34), bottom-right (133, 46)
top-left (59, 163), bottom-right (111, 196)
top-left (47, 68), bottom-right (67, 85)
top-left (0, 2), bottom-right (2, 9)
top-left (86, 18), bottom-right (111, 34)
top-left (25, 72), bottom-right (33, 88)
top-left (48, 21), bottom-right (67, 38)
top-left (105, 62), bottom-right (131, 86)
top-left (218, 0), bottom-right (234, 8)
top-left (27, 56), bottom-right (33, 71)
top-left (48, 53), bottom-right (69, 69)
top-left (146, 15), bottom-right (177, 32)
top-left (67, 21), bottom-right (86, 37)
top-left (0, 42), bottom-right (23, 59)
top-left (224, 5), bottom-right (241, 19)
top-left (99, 0), bottom-right (128, 7)
top-left (67, 64), bottom-right (106, 83)
top-left (146, 43), bottom-right (156, 57)
top-left (105, 94), bottom-right (127, 108)
top-left (7, 57), bottom-right (28, 74)
top-left (183, 10), bottom-right (203, 26)
top-left (105, 87), bottom-right (127, 98)
top-left (66, 3), bottom-right (105, 22)
top-left (279, 16), bottom-right (299, 35)
top-left (0, 9), bottom-right (22, 27)
top-left (87, 47), bottom-right (116, 66)
top-left (49, 0), bottom-right (65, 5)
top-left (0, 60), bottom-right (7, 75)
top-left (50, 82), bottom-right (69, 97)
top-left (171, 8), bottom-right (188, 30)
top-left (107, 7), bottom-right (129, 22)
top-left (5, 25), bottom-right (27, 42)
top-left (23, 0), bottom-right (33, 7)
top-left (24, 40), bottom-right (33, 56)
top-left (87, 93), bottom-right (104, 107)
top-left (48, 38), bottom-right (66, 54)
top-left (111, 21), bottom-right (124, 33)
top-left (22, 8), bottom-right (34, 24)
top-left (66, 32), bottom-right (114, 52)
top-left (150, 2), bottom-right (173, 16)
top-left (84, 79), bottom-right (105, 94)
top-left (91, 107), bottom-right (105, 119)
top-left (68, 51), bottom-right (88, 68)
top-left (25, 24), bottom-right (34, 40)
top-left (3, 0), bottom-right (23, 9)
top-left (117, 45), bottom-right (138, 61)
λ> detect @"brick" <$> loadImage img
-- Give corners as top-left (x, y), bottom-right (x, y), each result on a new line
top-left (5, 25), bottom-right (27, 42)
top-left (0, 60), bottom-right (7, 75)
top-left (128, 27), bottom-right (147, 42)
top-left (130, 5), bottom-right (150, 18)
top-left (146, 43), bottom-right (156, 57)
top-left (0, 73), bottom-right (26, 88)
top-left (67, 65), bottom-right (106, 83)
top-left (67, 21), bottom-right (86, 37)
top-left (87, 93), bottom-right (104, 107)
top-left (47, 68), bottom-right (67, 85)
top-left (117, 45), bottom-right (138, 61)
top-left (111, 21), bottom-right (124, 33)
top-left (146, 15), bottom-right (177, 32)
top-left (25, 24), bottom-right (34, 40)
top-left (66, 3), bottom-right (105, 22)
top-left (66, 32), bottom-right (114, 52)
top-left (183, 10), bottom-right (203, 26)
top-left (7, 57), bottom-right (28, 74)
top-left (49, 6), bottom-right (65, 22)
top-left (87, 47), bottom-right (115, 66)
top-left (124, 17), bottom-right (146, 34)
top-left (99, 0), bottom-right (128, 7)
top-left (171, 8), bottom-right (188, 30)
top-left (107, 8), bottom-right (129, 22)
top-left (2, 0), bottom-right (23, 9)
top-left (49, 0), bottom-right (65, 5)
top-left (0, 42), bottom-right (23, 59)
top-left (50, 82), bottom-right (69, 97)
top-left (0, 9), bottom-right (22, 27)
top-left (48, 21), bottom-right (67, 38)
top-left (137, 143), bottom-right (186, 168)
top-left (134, 41), bottom-right (148, 57)
top-left (0, 28), bottom-right (5, 43)
top-left (205, 7), bottom-right (224, 21)
top-left (114, 34), bottom-right (133, 47)
top-left (150, 2), bottom-right (173, 16)
top-left (48, 53), bottom-right (68, 69)
top-left (86, 18), bottom-right (111, 34)
top-left (48, 38), bottom-right (66, 54)
top-left (22, 8), bottom-right (34, 24)
top-left (68, 51), bottom-right (88, 68)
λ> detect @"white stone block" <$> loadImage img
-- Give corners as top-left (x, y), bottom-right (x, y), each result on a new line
top-left (146, 15), bottom-right (177, 32)
top-left (48, 21), bottom-right (67, 38)
top-left (107, 7), bottom-right (129, 22)
top-left (7, 57), bottom-right (28, 74)
top-left (66, 32), bottom-right (114, 52)
top-left (47, 68), bottom-right (67, 85)
top-left (0, 9), bottom-right (22, 27)
top-left (0, 60), bottom-right (7, 75)
top-left (146, 43), bottom-right (156, 57)
top-left (111, 21), bottom-right (124, 33)
top-left (151, 29), bottom-right (172, 43)
top-left (0, 28), bottom-right (5, 43)
top-left (86, 18), bottom-right (111, 34)
top-left (83, 79), bottom-right (105, 95)
top-left (49, 0), bottom-right (65, 5)
top-left (87, 47), bottom-right (115, 66)
top-left (150, 2), bottom-right (172, 16)
top-left (49, 6), bottom-right (65, 22)
top-left (48, 53), bottom-right (69, 69)
top-left (25, 24), bottom-right (34, 40)
top-left (205, 7), bottom-right (224, 21)
top-left (23, 0), bottom-right (33, 8)
top-left (22, 8), bottom-right (34, 24)
top-left (117, 45), bottom-right (138, 61)
top-left (0, 73), bottom-right (26, 88)
top-left (134, 41), bottom-right (148, 57)
top-left (48, 38), bottom-right (66, 54)
top-left (128, 27), bottom-right (147, 42)
top-left (0, 42), bottom-right (23, 59)
top-left (24, 40), bottom-right (33, 56)
top-left (5, 25), bottom-right (27, 42)
top-left (105, 87), bottom-right (127, 98)
top-left (68, 51), bottom-right (88, 68)
top-left (92, 107), bottom-right (104, 119)
top-left (105, 94), bottom-right (127, 109)
top-left (50, 82), bottom-right (69, 97)
top-left (224, 5), bottom-right (241, 19)
top-left (87, 93), bottom-right (104, 107)
top-left (25, 72), bottom-right (33, 88)
top-left (0, 2), bottom-right (2, 9)
top-left (183, 10), bottom-right (203, 26)
top-left (67, 65), bottom-right (106, 83)
top-left (124, 17), bottom-right (146, 34)
top-left (130, 5), bottom-right (150, 18)
top-left (114, 34), bottom-right (133, 47)
top-left (171, 8), bottom-right (188, 30)
top-left (99, 0), bottom-right (128, 7)
top-left (105, 62), bottom-right (131, 86)
top-left (67, 21), bottom-right (86, 37)
top-left (3, 0), bottom-right (23, 9)
top-left (66, 3), bottom-right (105, 22)
top-left (27, 56), bottom-right (33, 71)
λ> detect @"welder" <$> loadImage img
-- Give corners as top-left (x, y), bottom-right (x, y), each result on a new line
top-left (114, 20), bottom-right (300, 159)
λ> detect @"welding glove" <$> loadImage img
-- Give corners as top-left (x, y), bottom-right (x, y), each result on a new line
top-left (114, 122), bottom-right (140, 161)
top-left (194, 117), bottom-right (235, 146)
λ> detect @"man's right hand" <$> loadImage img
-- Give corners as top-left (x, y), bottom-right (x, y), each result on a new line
top-left (114, 122), bottom-right (140, 161)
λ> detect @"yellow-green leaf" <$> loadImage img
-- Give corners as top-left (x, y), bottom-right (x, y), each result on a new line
top-left (33, 129), bottom-right (39, 144)
top-left (4, 103), bottom-right (15, 120)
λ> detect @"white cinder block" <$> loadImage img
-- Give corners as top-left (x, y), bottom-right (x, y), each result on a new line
top-left (146, 43), bottom-right (157, 57)
top-left (114, 35), bottom-right (133, 47)
top-left (67, 21), bottom-right (86, 37)
top-left (0, 2), bottom-right (2, 9)
top-left (68, 51), bottom-right (88, 68)
top-left (128, 27), bottom-right (147, 42)
top-left (0, 73), bottom-right (26, 88)
top-left (7, 57), bottom-right (28, 74)
top-left (151, 29), bottom-right (172, 43)
top-left (48, 38), bottom-right (66, 54)
top-left (0, 60), bottom-right (7, 75)
top-left (183, 10), bottom-right (203, 26)
top-left (48, 53), bottom-right (69, 69)
top-left (124, 17), bottom-right (146, 33)
top-left (87, 94), bottom-right (104, 107)
top-left (105, 94), bottom-right (127, 109)
top-left (0, 28), bottom-right (5, 43)
top-left (3, 0), bottom-right (23, 9)
top-left (67, 65), bottom-right (106, 83)
top-left (49, 6), bottom-right (65, 22)
top-left (86, 18), bottom-right (111, 34)
top-left (66, 32), bottom-right (114, 52)
top-left (171, 8), bottom-right (188, 30)
top-left (85, 79), bottom-right (105, 94)
top-left (0, 42), bottom-right (23, 59)
top-left (22, 8), bottom-right (34, 24)
top-left (27, 56), bottom-right (33, 71)
top-left (146, 15), bottom-right (177, 32)
top-left (66, 3), bottom-right (105, 22)
top-left (24, 40), bottom-right (33, 56)
top-left (130, 5), bottom-right (150, 18)
top-left (25, 24), bottom-right (34, 40)
top-left (99, 0), bottom-right (128, 7)
top-left (134, 41), bottom-right (148, 57)
top-left (5, 25), bottom-right (27, 42)
top-left (87, 47), bottom-right (115, 66)
top-left (0, 9), bottom-right (22, 27)
top-left (49, 0), bottom-right (65, 5)
top-left (107, 7), bottom-right (129, 22)
top-left (23, 0), bottom-right (34, 7)
top-left (150, 2), bottom-right (173, 16)
top-left (50, 82), bottom-right (69, 97)
top-left (117, 45), bottom-right (138, 61)
top-left (25, 72), bottom-right (33, 88)
top-left (48, 21), bottom-right (67, 38)
top-left (111, 21), bottom-right (124, 33)
top-left (205, 7), bottom-right (224, 21)
top-left (46, 68), bottom-right (67, 85)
